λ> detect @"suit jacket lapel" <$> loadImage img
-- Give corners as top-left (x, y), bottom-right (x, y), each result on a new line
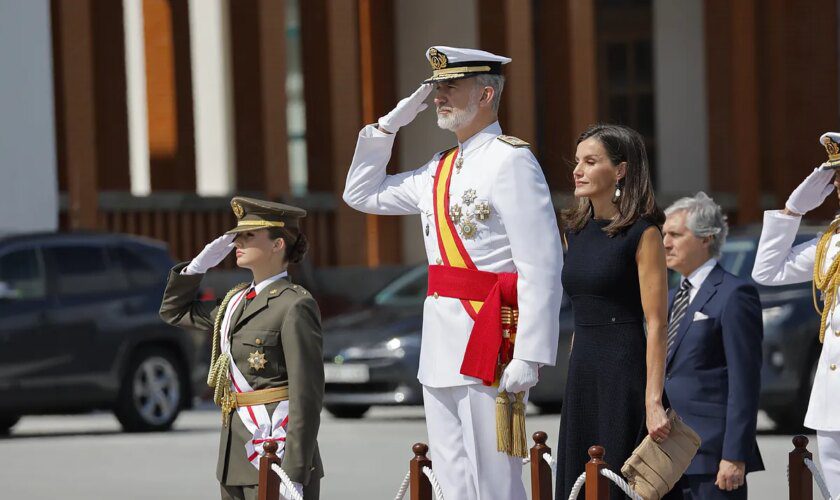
top-left (233, 279), bottom-right (292, 332)
top-left (666, 264), bottom-right (724, 368)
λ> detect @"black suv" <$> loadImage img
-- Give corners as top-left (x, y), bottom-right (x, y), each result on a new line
top-left (0, 232), bottom-right (207, 433)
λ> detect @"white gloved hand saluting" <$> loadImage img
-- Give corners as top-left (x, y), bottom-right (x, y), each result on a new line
top-left (498, 359), bottom-right (539, 394)
top-left (183, 234), bottom-right (236, 275)
top-left (377, 84), bottom-right (433, 134)
top-left (785, 167), bottom-right (835, 215)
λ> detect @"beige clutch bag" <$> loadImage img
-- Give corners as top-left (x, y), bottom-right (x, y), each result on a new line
top-left (621, 409), bottom-right (701, 500)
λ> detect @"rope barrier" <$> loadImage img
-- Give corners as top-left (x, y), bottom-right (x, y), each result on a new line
top-left (565, 468), bottom-right (643, 500)
top-left (804, 457), bottom-right (835, 500)
top-left (422, 465), bottom-right (446, 500)
top-left (393, 470), bottom-right (412, 500)
top-left (269, 464), bottom-right (304, 500)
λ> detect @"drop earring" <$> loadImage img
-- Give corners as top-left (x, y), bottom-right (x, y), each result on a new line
top-left (612, 182), bottom-right (622, 203)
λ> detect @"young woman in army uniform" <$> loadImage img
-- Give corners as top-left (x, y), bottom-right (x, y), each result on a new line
top-left (160, 197), bottom-right (324, 500)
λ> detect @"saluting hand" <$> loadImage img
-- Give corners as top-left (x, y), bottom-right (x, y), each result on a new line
top-left (785, 166), bottom-right (835, 216)
top-left (184, 234), bottom-right (236, 275)
top-left (377, 84), bottom-right (433, 134)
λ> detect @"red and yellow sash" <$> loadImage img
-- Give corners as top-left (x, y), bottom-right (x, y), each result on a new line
top-left (430, 147), bottom-right (518, 385)
top-left (433, 148), bottom-right (484, 319)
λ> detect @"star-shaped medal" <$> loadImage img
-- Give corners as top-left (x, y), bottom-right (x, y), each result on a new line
top-left (462, 189), bottom-right (477, 206)
top-left (248, 351), bottom-right (267, 371)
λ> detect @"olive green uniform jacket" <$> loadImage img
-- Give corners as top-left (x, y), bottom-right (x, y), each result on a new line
top-left (159, 263), bottom-right (324, 491)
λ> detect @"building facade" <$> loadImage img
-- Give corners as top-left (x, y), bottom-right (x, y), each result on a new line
top-left (2, 0), bottom-right (839, 266)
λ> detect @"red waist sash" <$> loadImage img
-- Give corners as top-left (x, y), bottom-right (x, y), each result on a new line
top-left (427, 265), bottom-right (518, 385)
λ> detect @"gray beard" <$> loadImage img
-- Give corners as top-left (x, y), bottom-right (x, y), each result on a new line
top-left (436, 98), bottom-right (479, 131)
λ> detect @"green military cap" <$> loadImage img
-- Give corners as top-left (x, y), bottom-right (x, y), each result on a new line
top-left (225, 196), bottom-right (307, 235)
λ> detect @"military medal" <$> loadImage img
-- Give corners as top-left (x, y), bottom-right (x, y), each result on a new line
top-left (248, 351), bottom-right (267, 371)
top-left (462, 189), bottom-right (477, 206)
top-left (455, 156), bottom-right (464, 173)
top-left (460, 219), bottom-right (477, 239)
top-left (475, 200), bottom-right (490, 221)
top-left (450, 203), bottom-right (462, 223)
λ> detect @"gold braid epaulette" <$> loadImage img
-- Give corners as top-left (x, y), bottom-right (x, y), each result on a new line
top-left (812, 218), bottom-right (840, 343)
top-left (207, 282), bottom-right (249, 423)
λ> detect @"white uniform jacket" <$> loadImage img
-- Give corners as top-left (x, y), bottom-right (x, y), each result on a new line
top-left (343, 121), bottom-right (564, 388)
top-left (752, 209), bottom-right (840, 431)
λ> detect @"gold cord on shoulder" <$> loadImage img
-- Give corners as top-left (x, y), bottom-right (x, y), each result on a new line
top-left (812, 219), bottom-right (840, 343)
top-left (207, 283), bottom-right (249, 423)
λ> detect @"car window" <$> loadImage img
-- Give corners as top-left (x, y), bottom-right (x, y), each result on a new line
top-left (374, 266), bottom-right (428, 307)
top-left (0, 249), bottom-right (46, 300)
top-left (45, 245), bottom-right (126, 296)
top-left (111, 246), bottom-right (162, 288)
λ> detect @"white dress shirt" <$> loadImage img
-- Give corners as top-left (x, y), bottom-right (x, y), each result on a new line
top-left (681, 258), bottom-right (718, 304)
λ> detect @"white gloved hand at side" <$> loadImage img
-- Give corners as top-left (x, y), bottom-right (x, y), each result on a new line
top-left (279, 480), bottom-right (304, 499)
top-left (183, 234), bottom-right (235, 275)
top-left (785, 167), bottom-right (835, 215)
top-left (498, 359), bottom-right (540, 394)
top-left (377, 84), bottom-right (433, 134)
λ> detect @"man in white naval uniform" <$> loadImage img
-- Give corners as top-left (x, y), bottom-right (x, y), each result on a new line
top-left (343, 46), bottom-right (563, 499)
top-left (752, 132), bottom-right (840, 495)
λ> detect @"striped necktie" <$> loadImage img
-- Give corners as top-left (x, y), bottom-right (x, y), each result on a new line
top-left (667, 279), bottom-right (692, 356)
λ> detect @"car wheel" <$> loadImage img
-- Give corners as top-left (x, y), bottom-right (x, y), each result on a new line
top-left (325, 404), bottom-right (370, 419)
top-left (0, 415), bottom-right (20, 435)
top-left (115, 347), bottom-right (185, 432)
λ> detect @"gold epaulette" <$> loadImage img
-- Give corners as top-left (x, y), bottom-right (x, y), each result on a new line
top-left (496, 135), bottom-right (530, 148)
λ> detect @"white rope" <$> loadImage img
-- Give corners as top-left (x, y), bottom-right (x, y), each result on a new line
top-left (422, 466), bottom-right (446, 500)
top-left (600, 468), bottom-right (643, 500)
top-left (393, 470), bottom-right (412, 500)
top-left (566, 468), bottom-right (643, 500)
top-left (804, 457), bottom-right (835, 500)
top-left (270, 464), bottom-right (304, 500)
top-left (543, 453), bottom-right (558, 485)
top-left (567, 471), bottom-right (587, 500)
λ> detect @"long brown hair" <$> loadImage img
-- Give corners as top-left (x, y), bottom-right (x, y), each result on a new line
top-left (562, 124), bottom-right (664, 236)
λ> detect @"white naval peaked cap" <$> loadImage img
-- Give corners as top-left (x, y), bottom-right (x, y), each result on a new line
top-left (424, 46), bottom-right (511, 83)
top-left (820, 132), bottom-right (840, 166)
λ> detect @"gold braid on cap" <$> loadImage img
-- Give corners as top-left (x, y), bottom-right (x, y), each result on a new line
top-left (812, 218), bottom-right (840, 343)
top-left (207, 283), bottom-right (249, 424)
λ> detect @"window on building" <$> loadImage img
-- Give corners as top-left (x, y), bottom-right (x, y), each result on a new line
top-left (286, 0), bottom-right (308, 196)
top-left (596, 0), bottom-right (657, 184)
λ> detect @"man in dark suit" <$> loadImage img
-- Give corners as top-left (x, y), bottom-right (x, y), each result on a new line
top-left (662, 192), bottom-right (764, 499)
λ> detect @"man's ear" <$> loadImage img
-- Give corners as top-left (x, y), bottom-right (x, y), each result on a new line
top-left (480, 86), bottom-right (494, 108)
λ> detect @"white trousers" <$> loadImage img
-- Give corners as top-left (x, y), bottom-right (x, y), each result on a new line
top-left (817, 430), bottom-right (840, 497)
top-left (422, 384), bottom-right (526, 500)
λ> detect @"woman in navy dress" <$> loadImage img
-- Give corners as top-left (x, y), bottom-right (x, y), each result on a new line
top-left (556, 124), bottom-right (673, 499)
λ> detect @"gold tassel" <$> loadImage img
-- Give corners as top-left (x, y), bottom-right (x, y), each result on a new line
top-left (511, 392), bottom-right (527, 458)
top-left (496, 390), bottom-right (512, 454)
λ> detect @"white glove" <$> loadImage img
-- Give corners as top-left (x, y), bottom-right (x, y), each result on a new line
top-left (377, 84), bottom-right (433, 134)
top-left (183, 234), bottom-right (235, 275)
top-left (498, 359), bottom-right (539, 394)
top-left (785, 166), bottom-right (835, 215)
top-left (280, 480), bottom-right (304, 499)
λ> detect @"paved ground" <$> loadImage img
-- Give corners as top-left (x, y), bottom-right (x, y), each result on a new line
top-left (0, 406), bottom-right (821, 499)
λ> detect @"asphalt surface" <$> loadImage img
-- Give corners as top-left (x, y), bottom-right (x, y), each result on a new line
top-left (0, 406), bottom-right (820, 499)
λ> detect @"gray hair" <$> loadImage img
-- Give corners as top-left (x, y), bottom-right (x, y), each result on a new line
top-left (473, 74), bottom-right (505, 113)
top-left (664, 191), bottom-right (729, 258)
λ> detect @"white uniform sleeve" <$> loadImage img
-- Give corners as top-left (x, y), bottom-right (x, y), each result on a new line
top-left (751, 209), bottom-right (818, 285)
top-left (492, 148), bottom-right (564, 366)
top-left (342, 124), bottom-right (426, 215)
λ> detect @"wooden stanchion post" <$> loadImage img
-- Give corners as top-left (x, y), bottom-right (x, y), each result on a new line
top-left (410, 442), bottom-right (433, 500)
top-left (585, 445), bottom-right (610, 500)
top-left (530, 431), bottom-right (553, 500)
top-left (789, 435), bottom-right (813, 500)
top-left (258, 441), bottom-right (282, 500)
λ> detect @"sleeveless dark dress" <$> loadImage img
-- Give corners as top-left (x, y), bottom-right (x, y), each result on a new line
top-left (556, 217), bottom-right (657, 500)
